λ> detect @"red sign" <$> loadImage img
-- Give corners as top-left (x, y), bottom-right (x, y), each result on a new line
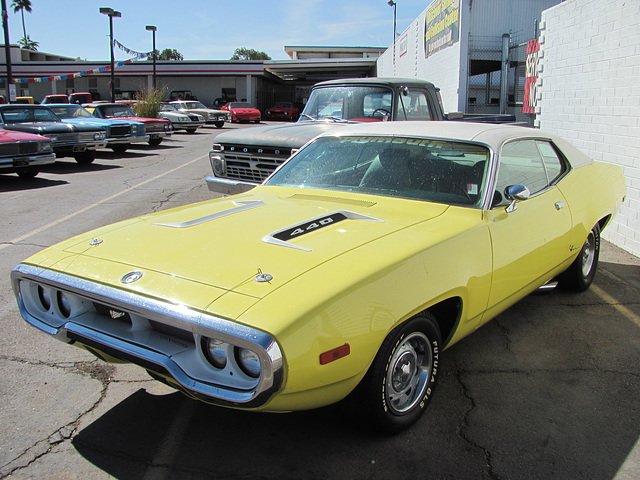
top-left (523, 39), bottom-right (539, 114)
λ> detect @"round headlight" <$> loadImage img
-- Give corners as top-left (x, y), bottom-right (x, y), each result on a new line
top-left (211, 156), bottom-right (225, 176)
top-left (202, 337), bottom-right (227, 369)
top-left (57, 291), bottom-right (71, 318)
top-left (37, 285), bottom-right (51, 310)
top-left (236, 347), bottom-right (261, 378)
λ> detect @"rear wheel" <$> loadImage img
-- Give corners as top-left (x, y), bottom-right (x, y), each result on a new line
top-left (559, 223), bottom-right (601, 291)
top-left (74, 150), bottom-right (95, 164)
top-left (358, 313), bottom-right (441, 434)
top-left (214, 121), bottom-right (224, 128)
top-left (185, 128), bottom-right (197, 134)
top-left (148, 138), bottom-right (162, 146)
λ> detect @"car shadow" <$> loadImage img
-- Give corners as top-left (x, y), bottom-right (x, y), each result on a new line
top-left (39, 161), bottom-right (121, 175)
top-left (70, 273), bottom-right (640, 479)
top-left (0, 175), bottom-right (68, 192)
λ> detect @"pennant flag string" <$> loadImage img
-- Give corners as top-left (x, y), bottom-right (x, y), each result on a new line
top-left (15, 54), bottom-right (148, 84)
top-left (113, 39), bottom-right (155, 59)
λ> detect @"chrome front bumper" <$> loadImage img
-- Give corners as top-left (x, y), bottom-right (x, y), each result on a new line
top-left (11, 264), bottom-right (283, 408)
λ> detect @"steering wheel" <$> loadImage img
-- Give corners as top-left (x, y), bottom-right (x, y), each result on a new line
top-left (372, 108), bottom-right (391, 118)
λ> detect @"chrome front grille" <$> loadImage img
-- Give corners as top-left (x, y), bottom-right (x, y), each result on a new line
top-left (109, 125), bottom-right (131, 137)
top-left (222, 144), bottom-right (292, 182)
top-left (0, 141), bottom-right (39, 155)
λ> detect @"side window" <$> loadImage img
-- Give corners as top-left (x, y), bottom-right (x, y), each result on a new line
top-left (404, 92), bottom-right (432, 120)
top-left (493, 140), bottom-right (565, 207)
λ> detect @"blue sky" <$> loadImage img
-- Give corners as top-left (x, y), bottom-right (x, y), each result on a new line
top-left (5, 0), bottom-right (431, 61)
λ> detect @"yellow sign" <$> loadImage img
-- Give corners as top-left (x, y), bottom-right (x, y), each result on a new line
top-left (424, 0), bottom-right (460, 57)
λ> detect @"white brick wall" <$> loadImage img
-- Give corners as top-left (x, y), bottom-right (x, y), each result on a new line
top-left (538, 0), bottom-right (640, 256)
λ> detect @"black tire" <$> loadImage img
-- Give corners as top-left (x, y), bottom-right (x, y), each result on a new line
top-left (16, 166), bottom-right (39, 178)
top-left (148, 138), bottom-right (162, 146)
top-left (214, 121), bottom-right (224, 129)
top-left (185, 128), bottom-right (197, 134)
top-left (74, 150), bottom-right (95, 164)
top-left (111, 144), bottom-right (128, 154)
top-left (358, 313), bottom-right (441, 434)
top-left (558, 223), bottom-right (601, 292)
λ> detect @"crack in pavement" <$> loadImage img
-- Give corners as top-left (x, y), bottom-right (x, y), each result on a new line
top-left (0, 357), bottom-right (148, 478)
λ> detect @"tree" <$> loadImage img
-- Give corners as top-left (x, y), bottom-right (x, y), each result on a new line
top-left (230, 47), bottom-right (271, 60)
top-left (11, 0), bottom-right (32, 41)
top-left (17, 34), bottom-right (38, 51)
top-left (158, 48), bottom-right (183, 61)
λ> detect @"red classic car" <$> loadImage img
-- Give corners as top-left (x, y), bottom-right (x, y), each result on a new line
top-left (84, 103), bottom-right (172, 146)
top-left (265, 102), bottom-right (299, 121)
top-left (0, 129), bottom-right (55, 178)
top-left (221, 102), bottom-right (261, 123)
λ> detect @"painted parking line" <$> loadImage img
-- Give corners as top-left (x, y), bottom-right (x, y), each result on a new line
top-left (0, 155), bottom-right (207, 253)
top-left (591, 283), bottom-right (640, 329)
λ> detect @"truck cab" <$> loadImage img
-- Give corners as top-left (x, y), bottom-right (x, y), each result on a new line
top-left (206, 78), bottom-right (445, 195)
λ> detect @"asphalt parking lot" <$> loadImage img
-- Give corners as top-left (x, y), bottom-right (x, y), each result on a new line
top-left (1, 122), bottom-right (639, 480)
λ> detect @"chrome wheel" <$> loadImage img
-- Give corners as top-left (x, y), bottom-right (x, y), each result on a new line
top-left (581, 231), bottom-right (596, 278)
top-left (385, 331), bottom-right (432, 415)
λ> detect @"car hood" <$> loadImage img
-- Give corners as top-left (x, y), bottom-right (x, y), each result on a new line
top-left (215, 121), bottom-right (347, 149)
top-left (61, 118), bottom-right (139, 127)
top-left (41, 186), bottom-right (448, 313)
top-left (0, 129), bottom-right (44, 141)
top-left (3, 122), bottom-right (100, 134)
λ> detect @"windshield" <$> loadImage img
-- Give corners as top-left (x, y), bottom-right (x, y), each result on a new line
top-left (265, 135), bottom-right (489, 207)
top-left (0, 107), bottom-right (60, 123)
top-left (48, 105), bottom-right (94, 119)
top-left (185, 101), bottom-right (207, 109)
top-left (99, 105), bottom-right (135, 118)
top-left (300, 86), bottom-right (393, 122)
top-left (161, 104), bottom-right (178, 111)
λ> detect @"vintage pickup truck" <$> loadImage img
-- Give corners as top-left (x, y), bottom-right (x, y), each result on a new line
top-left (206, 77), bottom-right (514, 195)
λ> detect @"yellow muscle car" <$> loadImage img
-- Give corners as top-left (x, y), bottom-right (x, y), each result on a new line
top-left (11, 122), bottom-right (626, 433)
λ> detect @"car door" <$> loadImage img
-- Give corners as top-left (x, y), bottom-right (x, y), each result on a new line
top-left (484, 139), bottom-right (572, 316)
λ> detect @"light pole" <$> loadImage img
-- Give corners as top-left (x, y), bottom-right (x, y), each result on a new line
top-left (388, 0), bottom-right (397, 45)
top-left (1, 0), bottom-right (13, 99)
top-left (100, 7), bottom-right (121, 103)
top-left (145, 25), bottom-right (157, 89)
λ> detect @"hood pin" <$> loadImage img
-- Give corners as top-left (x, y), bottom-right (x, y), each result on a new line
top-left (255, 268), bottom-right (273, 283)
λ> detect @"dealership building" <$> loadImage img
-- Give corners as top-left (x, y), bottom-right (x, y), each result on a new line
top-left (0, 0), bottom-right (638, 257)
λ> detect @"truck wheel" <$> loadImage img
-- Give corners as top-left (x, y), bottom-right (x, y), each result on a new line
top-left (148, 138), bottom-right (162, 146)
top-left (74, 151), bottom-right (95, 165)
top-left (358, 313), bottom-right (441, 434)
top-left (214, 121), bottom-right (224, 128)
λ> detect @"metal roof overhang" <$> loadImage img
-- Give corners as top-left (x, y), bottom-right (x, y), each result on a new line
top-left (263, 58), bottom-right (377, 83)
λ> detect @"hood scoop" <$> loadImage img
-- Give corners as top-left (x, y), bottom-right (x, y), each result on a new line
top-left (262, 210), bottom-right (383, 251)
top-left (288, 193), bottom-right (377, 208)
top-left (152, 200), bottom-right (265, 228)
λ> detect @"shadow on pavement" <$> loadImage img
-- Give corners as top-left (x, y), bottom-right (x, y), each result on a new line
top-left (71, 265), bottom-right (640, 479)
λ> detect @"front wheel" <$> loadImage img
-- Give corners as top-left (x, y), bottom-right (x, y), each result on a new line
top-left (74, 150), bottom-right (95, 164)
top-left (16, 166), bottom-right (39, 178)
top-left (358, 314), bottom-right (441, 434)
top-left (111, 144), bottom-right (128, 154)
top-left (558, 223), bottom-right (601, 291)
top-left (148, 138), bottom-right (162, 146)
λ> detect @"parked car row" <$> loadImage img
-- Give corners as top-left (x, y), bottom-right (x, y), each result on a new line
top-left (0, 102), bottom-right (196, 179)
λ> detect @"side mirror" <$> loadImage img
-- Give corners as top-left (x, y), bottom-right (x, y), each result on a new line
top-left (504, 184), bottom-right (530, 213)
